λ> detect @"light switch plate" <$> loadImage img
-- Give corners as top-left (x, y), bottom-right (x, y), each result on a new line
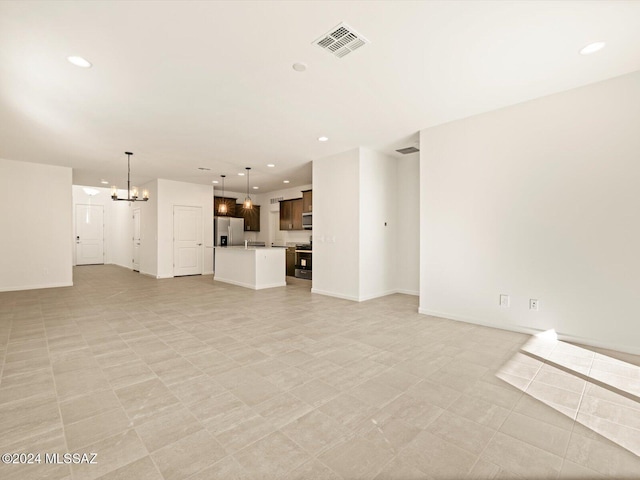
top-left (499, 294), bottom-right (510, 308)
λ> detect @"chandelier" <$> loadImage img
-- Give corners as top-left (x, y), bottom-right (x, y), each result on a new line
top-left (111, 152), bottom-right (149, 202)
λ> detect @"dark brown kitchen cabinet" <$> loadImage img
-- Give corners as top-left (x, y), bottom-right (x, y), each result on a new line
top-left (286, 246), bottom-right (296, 276)
top-left (279, 200), bottom-right (292, 230)
top-left (279, 198), bottom-right (303, 230)
top-left (214, 196), bottom-right (237, 216)
top-left (291, 198), bottom-right (303, 230)
top-left (235, 204), bottom-right (260, 231)
top-left (302, 190), bottom-right (312, 213)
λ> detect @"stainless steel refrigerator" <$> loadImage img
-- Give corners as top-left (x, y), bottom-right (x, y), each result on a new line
top-left (214, 216), bottom-right (244, 246)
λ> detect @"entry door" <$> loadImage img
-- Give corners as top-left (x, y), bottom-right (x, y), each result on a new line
top-left (173, 206), bottom-right (203, 276)
top-left (132, 208), bottom-right (141, 272)
top-left (75, 205), bottom-right (104, 265)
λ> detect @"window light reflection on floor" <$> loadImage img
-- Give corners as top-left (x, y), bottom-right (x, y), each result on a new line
top-left (496, 329), bottom-right (640, 457)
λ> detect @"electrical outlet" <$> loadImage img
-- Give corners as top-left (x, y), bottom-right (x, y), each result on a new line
top-left (529, 299), bottom-right (539, 311)
top-left (499, 294), bottom-right (510, 308)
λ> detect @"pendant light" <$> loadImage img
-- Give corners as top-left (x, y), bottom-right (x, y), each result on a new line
top-left (244, 167), bottom-right (252, 210)
top-left (217, 175), bottom-right (227, 214)
top-left (111, 152), bottom-right (149, 202)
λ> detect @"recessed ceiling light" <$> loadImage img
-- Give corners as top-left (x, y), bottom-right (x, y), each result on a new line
top-left (253, 186), bottom-right (259, 190)
top-left (318, 136), bottom-right (329, 142)
top-left (267, 164), bottom-right (275, 168)
top-left (67, 56), bottom-right (92, 68)
top-left (238, 172), bottom-right (245, 176)
top-left (283, 180), bottom-right (290, 184)
top-left (580, 41), bottom-right (606, 55)
top-left (100, 180), bottom-right (109, 185)
top-left (292, 62), bottom-right (307, 72)
top-left (212, 180), bottom-right (219, 184)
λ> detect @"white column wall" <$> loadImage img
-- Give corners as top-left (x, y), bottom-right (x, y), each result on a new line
top-left (359, 148), bottom-right (398, 301)
top-left (312, 148), bottom-right (361, 300)
top-left (419, 71), bottom-right (640, 354)
top-left (0, 159), bottom-right (72, 291)
top-left (396, 155), bottom-right (420, 295)
top-left (139, 179), bottom-right (158, 278)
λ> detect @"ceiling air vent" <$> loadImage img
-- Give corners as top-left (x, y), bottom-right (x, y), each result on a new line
top-left (396, 146), bottom-right (420, 155)
top-left (313, 22), bottom-right (369, 58)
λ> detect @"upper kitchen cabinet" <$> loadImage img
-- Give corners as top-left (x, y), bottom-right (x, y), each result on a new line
top-left (291, 198), bottom-right (303, 230)
top-left (236, 204), bottom-right (261, 231)
top-left (214, 196), bottom-right (237, 216)
top-left (302, 190), bottom-right (312, 213)
top-left (279, 198), bottom-right (303, 230)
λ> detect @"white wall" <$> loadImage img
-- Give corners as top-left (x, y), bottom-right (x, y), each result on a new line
top-left (0, 159), bottom-right (72, 291)
top-left (359, 148), bottom-right (397, 300)
top-left (312, 149), bottom-right (361, 300)
top-left (72, 185), bottom-right (133, 269)
top-left (139, 179), bottom-right (158, 278)
top-left (420, 71), bottom-right (640, 354)
top-left (157, 179), bottom-right (214, 278)
top-left (396, 155), bottom-right (420, 295)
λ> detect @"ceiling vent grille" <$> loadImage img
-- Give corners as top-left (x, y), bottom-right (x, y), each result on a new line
top-left (396, 146), bottom-right (420, 155)
top-left (313, 22), bottom-right (369, 58)
top-left (270, 196), bottom-right (284, 204)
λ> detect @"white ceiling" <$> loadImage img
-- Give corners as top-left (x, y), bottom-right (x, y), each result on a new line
top-left (1, 1), bottom-right (639, 193)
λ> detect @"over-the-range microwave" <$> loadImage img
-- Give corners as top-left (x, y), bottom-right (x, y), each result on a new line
top-left (302, 212), bottom-right (312, 230)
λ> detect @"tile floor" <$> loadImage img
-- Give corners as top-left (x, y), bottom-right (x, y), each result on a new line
top-left (0, 265), bottom-right (639, 479)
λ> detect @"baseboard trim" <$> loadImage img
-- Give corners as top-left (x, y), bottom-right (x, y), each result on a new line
top-left (312, 288), bottom-right (419, 302)
top-left (395, 289), bottom-right (419, 296)
top-left (0, 282), bottom-right (73, 293)
top-left (358, 290), bottom-right (399, 302)
top-left (311, 288), bottom-right (359, 302)
top-left (109, 262), bottom-right (133, 270)
top-left (418, 308), bottom-right (640, 356)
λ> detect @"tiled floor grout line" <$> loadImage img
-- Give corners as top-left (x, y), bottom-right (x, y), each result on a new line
top-left (113, 327), bottom-right (211, 480)
top-left (463, 355), bottom-right (544, 477)
top-left (5, 266), bottom-right (640, 478)
top-left (44, 314), bottom-right (74, 479)
top-left (557, 360), bottom-right (591, 480)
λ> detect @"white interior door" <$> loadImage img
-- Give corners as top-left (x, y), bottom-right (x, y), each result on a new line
top-left (75, 204), bottom-right (104, 265)
top-left (173, 205), bottom-right (203, 276)
top-left (132, 208), bottom-right (141, 272)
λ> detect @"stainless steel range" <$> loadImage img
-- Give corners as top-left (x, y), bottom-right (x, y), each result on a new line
top-left (294, 244), bottom-right (312, 280)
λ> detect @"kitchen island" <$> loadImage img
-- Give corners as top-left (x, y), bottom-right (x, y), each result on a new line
top-left (214, 246), bottom-right (286, 290)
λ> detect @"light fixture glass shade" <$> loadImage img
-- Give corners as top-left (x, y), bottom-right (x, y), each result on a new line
top-left (244, 167), bottom-right (253, 209)
top-left (131, 187), bottom-right (139, 199)
top-left (111, 185), bottom-right (118, 199)
top-left (142, 189), bottom-right (149, 200)
top-left (217, 174), bottom-right (227, 214)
